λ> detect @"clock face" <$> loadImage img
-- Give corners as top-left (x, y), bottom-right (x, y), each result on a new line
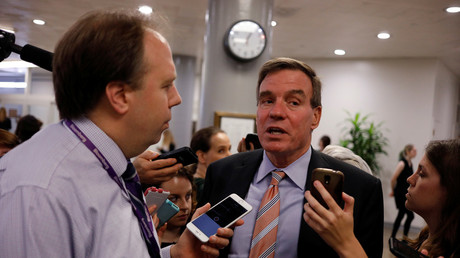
top-left (224, 20), bottom-right (267, 62)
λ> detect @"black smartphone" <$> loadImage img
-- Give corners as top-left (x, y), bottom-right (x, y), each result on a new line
top-left (245, 133), bottom-right (262, 150)
top-left (154, 146), bottom-right (198, 166)
top-left (389, 237), bottom-right (429, 258)
top-left (310, 168), bottom-right (344, 208)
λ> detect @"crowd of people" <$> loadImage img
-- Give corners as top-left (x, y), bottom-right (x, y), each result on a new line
top-left (0, 8), bottom-right (458, 258)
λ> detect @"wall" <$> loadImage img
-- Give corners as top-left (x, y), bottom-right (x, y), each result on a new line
top-left (306, 58), bottom-right (459, 228)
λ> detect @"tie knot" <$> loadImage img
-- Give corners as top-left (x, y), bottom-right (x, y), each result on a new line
top-left (270, 170), bottom-right (285, 186)
top-left (122, 161), bottom-right (137, 181)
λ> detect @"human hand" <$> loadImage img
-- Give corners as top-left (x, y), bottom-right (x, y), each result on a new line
top-left (421, 249), bottom-right (444, 258)
top-left (389, 190), bottom-right (394, 197)
top-left (170, 203), bottom-right (244, 258)
top-left (303, 180), bottom-right (366, 258)
top-left (237, 137), bottom-right (254, 152)
top-left (134, 150), bottom-right (182, 185)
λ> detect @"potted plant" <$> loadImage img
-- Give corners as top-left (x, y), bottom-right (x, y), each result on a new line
top-left (339, 111), bottom-right (389, 175)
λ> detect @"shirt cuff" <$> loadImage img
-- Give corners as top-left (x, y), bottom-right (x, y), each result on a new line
top-left (161, 245), bottom-right (172, 258)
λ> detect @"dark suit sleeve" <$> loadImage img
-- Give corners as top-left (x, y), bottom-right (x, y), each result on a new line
top-left (352, 175), bottom-right (384, 258)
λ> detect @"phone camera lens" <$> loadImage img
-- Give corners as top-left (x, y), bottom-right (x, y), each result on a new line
top-left (324, 175), bottom-right (331, 184)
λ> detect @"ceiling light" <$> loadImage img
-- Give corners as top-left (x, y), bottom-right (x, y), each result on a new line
top-left (0, 27), bottom-right (15, 34)
top-left (377, 32), bottom-right (390, 39)
top-left (271, 20), bottom-right (277, 27)
top-left (445, 7), bottom-right (460, 13)
top-left (139, 5), bottom-right (153, 15)
top-left (33, 19), bottom-right (45, 25)
top-left (334, 49), bottom-right (346, 56)
top-left (0, 60), bottom-right (37, 68)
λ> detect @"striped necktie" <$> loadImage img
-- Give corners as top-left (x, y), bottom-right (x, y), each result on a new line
top-left (249, 170), bottom-right (286, 258)
top-left (122, 161), bottom-right (160, 257)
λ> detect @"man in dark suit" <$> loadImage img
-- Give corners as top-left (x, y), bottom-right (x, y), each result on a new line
top-left (200, 57), bottom-right (383, 257)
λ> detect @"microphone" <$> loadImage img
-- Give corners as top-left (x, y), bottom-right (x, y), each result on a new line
top-left (0, 29), bottom-right (53, 72)
top-left (20, 44), bottom-right (53, 72)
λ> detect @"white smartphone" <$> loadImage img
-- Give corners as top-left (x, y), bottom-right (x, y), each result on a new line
top-left (186, 193), bottom-right (252, 242)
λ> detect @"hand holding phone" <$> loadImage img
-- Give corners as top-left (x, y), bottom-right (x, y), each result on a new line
top-left (245, 133), bottom-right (262, 150)
top-left (186, 194), bottom-right (252, 242)
top-left (389, 237), bottom-right (429, 258)
top-left (153, 146), bottom-right (198, 166)
top-left (310, 168), bottom-right (344, 208)
top-left (144, 187), bottom-right (169, 213)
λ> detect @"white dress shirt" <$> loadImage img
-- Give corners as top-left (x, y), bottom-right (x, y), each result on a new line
top-left (0, 118), bottom-right (170, 258)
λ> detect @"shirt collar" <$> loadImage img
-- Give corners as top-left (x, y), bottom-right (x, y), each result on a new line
top-left (256, 147), bottom-right (312, 190)
top-left (65, 117), bottom-right (128, 177)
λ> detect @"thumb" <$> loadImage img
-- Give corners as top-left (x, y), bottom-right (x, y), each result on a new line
top-left (139, 149), bottom-right (158, 160)
top-left (191, 203), bottom-right (211, 220)
top-left (342, 192), bottom-right (355, 213)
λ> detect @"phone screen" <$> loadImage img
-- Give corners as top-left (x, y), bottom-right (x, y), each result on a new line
top-left (191, 197), bottom-right (248, 238)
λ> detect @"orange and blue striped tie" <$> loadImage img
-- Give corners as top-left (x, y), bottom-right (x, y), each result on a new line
top-left (249, 170), bottom-right (286, 258)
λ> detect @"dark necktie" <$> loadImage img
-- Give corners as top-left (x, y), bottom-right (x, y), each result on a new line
top-left (122, 161), bottom-right (160, 257)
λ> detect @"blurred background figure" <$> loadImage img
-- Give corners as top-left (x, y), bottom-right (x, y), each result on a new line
top-left (15, 115), bottom-right (43, 143)
top-left (0, 129), bottom-right (19, 158)
top-left (190, 126), bottom-right (231, 203)
top-left (390, 144), bottom-right (417, 239)
top-left (0, 107), bottom-right (12, 131)
top-left (157, 129), bottom-right (176, 154)
top-left (152, 166), bottom-right (196, 248)
top-left (319, 135), bottom-right (331, 152)
top-left (322, 145), bottom-right (373, 175)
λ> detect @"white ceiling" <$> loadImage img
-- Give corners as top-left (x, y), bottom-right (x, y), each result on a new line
top-left (1, 0), bottom-right (460, 77)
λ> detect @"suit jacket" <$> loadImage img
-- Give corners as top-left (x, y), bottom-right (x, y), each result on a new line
top-left (200, 148), bottom-right (383, 258)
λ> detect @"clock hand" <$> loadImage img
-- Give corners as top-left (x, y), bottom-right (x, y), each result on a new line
top-left (246, 32), bottom-right (252, 45)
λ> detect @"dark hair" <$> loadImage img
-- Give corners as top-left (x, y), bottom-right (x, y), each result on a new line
top-left (398, 144), bottom-right (414, 160)
top-left (53, 10), bottom-right (158, 119)
top-left (320, 135), bottom-right (331, 147)
top-left (15, 115), bottom-right (43, 143)
top-left (257, 57), bottom-right (322, 108)
top-left (410, 139), bottom-right (460, 257)
top-left (0, 129), bottom-right (19, 148)
top-left (190, 126), bottom-right (225, 154)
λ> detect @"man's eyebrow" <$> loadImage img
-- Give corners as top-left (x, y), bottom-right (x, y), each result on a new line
top-left (287, 89), bottom-right (306, 97)
top-left (258, 90), bottom-right (273, 98)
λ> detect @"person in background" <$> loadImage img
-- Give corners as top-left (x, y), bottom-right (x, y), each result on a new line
top-left (15, 114), bottom-right (43, 143)
top-left (200, 57), bottom-right (383, 257)
top-left (190, 126), bottom-right (231, 203)
top-left (153, 166), bottom-right (196, 248)
top-left (0, 9), bottom-right (239, 257)
top-left (390, 144), bottom-right (417, 239)
top-left (305, 139), bottom-right (459, 258)
top-left (322, 145), bottom-right (373, 175)
top-left (319, 135), bottom-right (331, 152)
top-left (158, 129), bottom-right (176, 154)
top-left (0, 107), bottom-right (12, 131)
top-left (0, 129), bottom-right (19, 158)
top-left (406, 139), bottom-right (459, 257)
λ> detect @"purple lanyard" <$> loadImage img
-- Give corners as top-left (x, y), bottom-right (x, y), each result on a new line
top-left (63, 119), bottom-right (157, 252)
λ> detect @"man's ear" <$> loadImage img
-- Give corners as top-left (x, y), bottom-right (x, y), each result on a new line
top-left (105, 81), bottom-right (130, 114)
top-left (311, 106), bottom-right (322, 130)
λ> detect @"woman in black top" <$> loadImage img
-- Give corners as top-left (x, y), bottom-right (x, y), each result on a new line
top-left (390, 144), bottom-right (417, 238)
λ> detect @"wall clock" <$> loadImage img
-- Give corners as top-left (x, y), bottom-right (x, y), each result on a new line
top-left (223, 20), bottom-right (267, 62)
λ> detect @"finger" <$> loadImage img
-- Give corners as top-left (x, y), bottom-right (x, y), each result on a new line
top-left (304, 189), bottom-right (327, 215)
top-left (137, 149), bottom-right (157, 160)
top-left (341, 192), bottom-right (355, 213)
top-left (191, 203), bottom-right (211, 220)
top-left (248, 142), bottom-right (255, 151)
top-left (208, 233), bottom-right (230, 249)
top-left (237, 138), bottom-right (247, 153)
top-left (313, 180), bottom-right (341, 212)
top-left (148, 204), bottom-right (158, 215)
top-left (200, 244), bottom-right (220, 257)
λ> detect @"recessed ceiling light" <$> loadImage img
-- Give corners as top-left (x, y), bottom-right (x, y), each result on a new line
top-left (377, 32), bottom-right (391, 39)
top-left (33, 19), bottom-right (45, 25)
top-left (445, 6), bottom-right (460, 13)
top-left (139, 5), bottom-right (153, 15)
top-left (271, 20), bottom-right (277, 27)
top-left (0, 27), bottom-right (15, 34)
top-left (334, 49), bottom-right (346, 56)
